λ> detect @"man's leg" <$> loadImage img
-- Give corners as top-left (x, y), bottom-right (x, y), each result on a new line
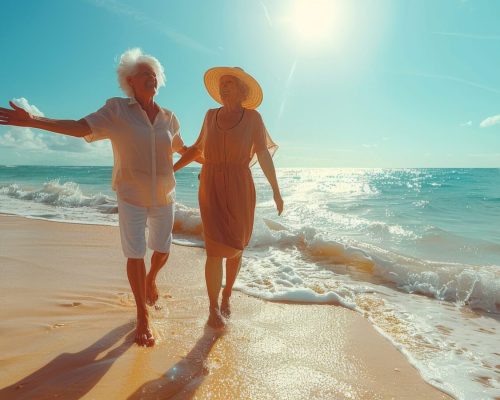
top-left (146, 202), bottom-right (173, 306)
top-left (146, 251), bottom-right (169, 306)
top-left (127, 258), bottom-right (154, 347)
top-left (221, 253), bottom-right (242, 317)
top-left (117, 197), bottom-right (150, 346)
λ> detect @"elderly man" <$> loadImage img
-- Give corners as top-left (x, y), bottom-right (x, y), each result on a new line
top-left (0, 48), bottom-right (185, 347)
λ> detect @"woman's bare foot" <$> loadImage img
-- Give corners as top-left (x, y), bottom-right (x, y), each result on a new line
top-left (135, 319), bottom-right (155, 347)
top-left (207, 307), bottom-right (225, 329)
top-left (221, 295), bottom-right (231, 318)
top-left (146, 277), bottom-right (159, 306)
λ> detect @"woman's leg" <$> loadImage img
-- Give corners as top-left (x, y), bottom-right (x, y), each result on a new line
top-left (221, 252), bottom-right (242, 317)
top-left (205, 256), bottom-right (223, 309)
top-left (205, 256), bottom-right (225, 328)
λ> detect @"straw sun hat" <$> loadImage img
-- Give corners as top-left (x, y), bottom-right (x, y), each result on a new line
top-left (204, 67), bottom-right (263, 109)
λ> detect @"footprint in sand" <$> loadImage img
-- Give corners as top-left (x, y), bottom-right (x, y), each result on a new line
top-left (117, 293), bottom-right (135, 307)
top-left (59, 301), bottom-right (82, 307)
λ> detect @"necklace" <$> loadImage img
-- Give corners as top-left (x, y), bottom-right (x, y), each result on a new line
top-left (216, 107), bottom-right (245, 130)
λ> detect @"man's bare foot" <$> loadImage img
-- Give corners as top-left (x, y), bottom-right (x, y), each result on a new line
top-left (135, 320), bottom-right (155, 347)
top-left (146, 277), bottom-right (159, 306)
top-left (207, 307), bottom-right (225, 329)
top-left (221, 295), bottom-right (231, 318)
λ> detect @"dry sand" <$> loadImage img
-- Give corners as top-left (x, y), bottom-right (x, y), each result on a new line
top-left (0, 215), bottom-right (452, 399)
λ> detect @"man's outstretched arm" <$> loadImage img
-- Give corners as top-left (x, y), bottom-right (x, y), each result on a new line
top-left (0, 101), bottom-right (91, 137)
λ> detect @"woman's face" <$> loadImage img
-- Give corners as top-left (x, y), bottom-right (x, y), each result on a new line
top-left (127, 63), bottom-right (158, 98)
top-left (219, 75), bottom-right (244, 105)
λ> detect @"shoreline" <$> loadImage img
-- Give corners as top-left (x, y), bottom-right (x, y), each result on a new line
top-left (0, 214), bottom-right (452, 399)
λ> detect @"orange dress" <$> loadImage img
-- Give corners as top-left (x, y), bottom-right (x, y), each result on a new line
top-left (193, 108), bottom-right (277, 258)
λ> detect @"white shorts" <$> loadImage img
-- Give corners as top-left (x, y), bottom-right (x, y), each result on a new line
top-left (117, 197), bottom-right (174, 259)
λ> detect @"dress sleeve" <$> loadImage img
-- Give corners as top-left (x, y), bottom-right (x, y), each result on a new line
top-left (170, 112), bottom-right (185, 153)
top-left (250, 111), bottom-right (278, 167)
top-left (83, 98), bottom-right (118, 143)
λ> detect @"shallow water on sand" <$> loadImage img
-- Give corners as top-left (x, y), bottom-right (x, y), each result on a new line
top-left (1, 165), bottom-right (499, 399)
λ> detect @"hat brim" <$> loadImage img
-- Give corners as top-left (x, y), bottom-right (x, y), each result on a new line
top-left (204, 67), bottom-right (263, 109)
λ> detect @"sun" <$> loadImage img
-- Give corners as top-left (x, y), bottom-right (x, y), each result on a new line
top-left (290, 0), bottom-right (337, 44)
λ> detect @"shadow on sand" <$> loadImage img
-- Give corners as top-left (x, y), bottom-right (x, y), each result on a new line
top-left (0, 322), bottom-right (134, 400)
top-left (128, 326), bottom-right (223, 400)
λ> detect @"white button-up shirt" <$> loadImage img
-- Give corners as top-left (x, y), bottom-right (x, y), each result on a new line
top-left (84, 97), bottom-right (184, 207)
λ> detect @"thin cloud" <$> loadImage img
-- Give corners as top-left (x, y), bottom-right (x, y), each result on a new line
top-left (408, 72), bottom-right (500, 96)
top-left (433, 31), bottom-right (500, 41)
top-left (479, 115), bottom-right (500, 128)
top-left (460, 120), bottom-right (472, 127)
top-left (87, 0), bottom-right (216, 55)
top-left (260, 1), bottom-right (273, 27)
top-left (278, 59), bottom-right (298, 120)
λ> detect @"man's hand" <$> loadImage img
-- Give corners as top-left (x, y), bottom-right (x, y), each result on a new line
top-left (0, 102), bottom-right (33, 127)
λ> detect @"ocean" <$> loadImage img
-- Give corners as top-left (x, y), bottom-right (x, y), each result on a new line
top-left (0, 165), bottom-right (499, 399)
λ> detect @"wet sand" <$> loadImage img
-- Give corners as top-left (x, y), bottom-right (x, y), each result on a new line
top-left (0, 215), bottom-right (452, 399)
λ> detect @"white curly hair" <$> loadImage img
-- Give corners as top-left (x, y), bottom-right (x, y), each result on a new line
top-left (117, 48), bottom-right (166, 97)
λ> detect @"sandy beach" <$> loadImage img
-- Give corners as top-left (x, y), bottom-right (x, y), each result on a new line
top-left (0, 214), bottom-right (452, 399)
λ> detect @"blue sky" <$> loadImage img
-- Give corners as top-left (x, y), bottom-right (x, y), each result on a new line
top-left (1, 0), bottom-right (500, 167)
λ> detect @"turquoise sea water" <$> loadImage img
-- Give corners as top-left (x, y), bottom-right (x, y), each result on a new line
top-left (1, 165), bottom-right (499, 399)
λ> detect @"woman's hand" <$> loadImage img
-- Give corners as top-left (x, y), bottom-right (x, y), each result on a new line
top-left (274, 192), bottom-right (284, 216)
top-left (256, 149), bottom-right (283, 216)
top-left (0, 101), bottom-right (33, 127)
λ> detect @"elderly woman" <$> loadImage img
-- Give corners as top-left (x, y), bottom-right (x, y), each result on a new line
top-left (174, 67), bottom-right (283, 328)
top-left (0, 48), bottom-right (185, 347)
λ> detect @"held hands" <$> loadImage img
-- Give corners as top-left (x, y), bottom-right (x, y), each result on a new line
top-left (274, 191), bottom-right (284, 216)
top-left (0, 101), bottom-right (33, 127)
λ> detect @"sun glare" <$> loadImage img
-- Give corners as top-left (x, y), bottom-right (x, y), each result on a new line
top-left (290, 0), bottom-right (336, 44)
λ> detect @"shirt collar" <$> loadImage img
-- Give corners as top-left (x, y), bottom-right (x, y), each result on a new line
top-left (128, 97), bottom-right (165, 122)
top-left (128, 97), bottom-right (161, 111)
